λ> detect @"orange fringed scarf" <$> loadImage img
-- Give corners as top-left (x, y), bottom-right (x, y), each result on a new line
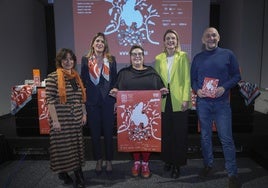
top-left (57, 68), bottom-right (86, 104)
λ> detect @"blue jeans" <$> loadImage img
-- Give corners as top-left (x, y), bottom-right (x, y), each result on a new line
top-left (197, 99), bottom-right (237, 176)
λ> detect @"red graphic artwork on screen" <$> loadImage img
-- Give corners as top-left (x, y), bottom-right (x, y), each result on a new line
top-left (202, 77), bottom-right (219, 98)
top-left (116, 90), bottom-right (161, 152)
top-left (73, 0), bottom-right (192, 63)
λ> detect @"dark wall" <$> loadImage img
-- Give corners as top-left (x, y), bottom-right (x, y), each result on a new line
top-left (45, 5), bottom-right (56, 75)
top-left (0, 0), bottom-right (48, 116)
top-left (219, 0), bottom-right (266, 88)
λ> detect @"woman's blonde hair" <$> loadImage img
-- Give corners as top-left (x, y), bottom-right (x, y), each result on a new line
top-left (163, 29), bottom-right (181, 52)
top-left (85, 32), bottom-right (113, 62)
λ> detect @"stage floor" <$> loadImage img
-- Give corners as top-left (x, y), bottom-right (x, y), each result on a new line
top-left (1, 112), bottom-right (268, 187)
top-left (0, 158), bottom-right (268, 188)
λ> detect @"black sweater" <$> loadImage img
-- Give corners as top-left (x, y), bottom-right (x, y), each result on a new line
top-left (115, 65), bottom-right (164, 90)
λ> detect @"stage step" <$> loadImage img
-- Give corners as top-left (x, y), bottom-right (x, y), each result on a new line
top-left (5, 134), bottom-right (251, 161)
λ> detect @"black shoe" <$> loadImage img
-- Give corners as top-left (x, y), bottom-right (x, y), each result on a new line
top-left (95, 169), bottom-right (102, 176)
top-left (74, 169), bottom-right (85, 188)
top-left (171, 166), bottom-right (180, 179)
top-left (105, 161), bottom-right (113, 176)
top-left (198, 166), bottom-right (213, 178)
top-left (95, 159), bottom-right (103, 176)
top-left (229, 176), bottom-right (241, 188)
top-left (164, 163), bottom-right (172, 171)
top-left (78, 167), bottom-right (85, 182)
top-left (58, 172), bottom-right (73, 185)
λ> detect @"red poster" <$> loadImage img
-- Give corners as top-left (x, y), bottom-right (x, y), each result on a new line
top-left (37, 88), bottom-right (50, 134)
top-left (202, 77), bottom-right (219, 98)
top-left (116, 90), bottom-right (162, 152)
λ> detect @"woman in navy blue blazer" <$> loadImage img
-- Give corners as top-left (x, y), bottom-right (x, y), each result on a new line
top-left (80, 32), bottom-right (117, 175)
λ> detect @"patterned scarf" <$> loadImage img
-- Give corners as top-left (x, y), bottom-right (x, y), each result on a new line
top-left (56, 68), bottom-right (86, 104)
top-left (88, 55), bottom-right (110, 85)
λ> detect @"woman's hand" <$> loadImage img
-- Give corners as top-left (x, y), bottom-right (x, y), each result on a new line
top-left (160, 87), bottom-right (169, 96)
top-left (109, 88), bottom-right (118, 98)
top-left (181, 101), bottom-right (189, 112)
top-left (81, 114), bottom-right (87, 126)
top-left (52, 121), bottom-right (61, 132)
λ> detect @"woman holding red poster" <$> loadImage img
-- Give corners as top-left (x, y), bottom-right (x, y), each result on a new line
top-left (110, 45), bottom-right (168, 178)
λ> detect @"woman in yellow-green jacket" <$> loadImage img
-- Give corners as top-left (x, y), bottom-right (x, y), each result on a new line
top-left (154, 29), bottom-right (191, 179)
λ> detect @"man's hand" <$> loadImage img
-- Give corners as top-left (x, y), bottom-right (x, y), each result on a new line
top-left (215, 86), bottom-right (225, 98)
top-left (197, 89), bottom-right (206, 98)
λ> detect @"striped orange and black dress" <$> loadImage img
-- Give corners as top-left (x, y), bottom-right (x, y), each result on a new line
top-left (45, 71), bottom-right (85, 173)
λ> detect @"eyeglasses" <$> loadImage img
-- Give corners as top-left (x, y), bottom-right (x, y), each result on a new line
top-left (131, 52), bottom-right (143, 57)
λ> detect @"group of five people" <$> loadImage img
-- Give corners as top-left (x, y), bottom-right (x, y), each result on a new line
top-left (45, 27), bottom-right (241, 188)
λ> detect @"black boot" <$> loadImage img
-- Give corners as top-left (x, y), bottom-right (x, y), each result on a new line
top-left (58, 172), bottom-right (73, 184)
top-left (164, 162), bottom-right (172, 172)
top-left (74, 169), bottom-right (85, 188)
top-left (78, 167), bottom-right (85, 182)
top-left (171, 166), bottom-right (180, 179)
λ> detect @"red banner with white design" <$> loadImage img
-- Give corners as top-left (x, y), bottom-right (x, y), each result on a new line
top-left (116, 90), bottom-right (162, 152)
top-left (11, 85), bottom-right (33, 115)
top-left (37, 88), bottom-right (50, 134)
